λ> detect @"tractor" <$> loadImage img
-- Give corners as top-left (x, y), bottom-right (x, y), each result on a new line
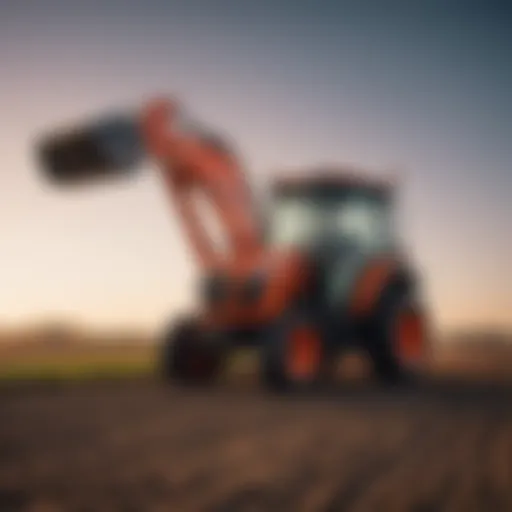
top-left (36, 96), bottom-right (430, 391)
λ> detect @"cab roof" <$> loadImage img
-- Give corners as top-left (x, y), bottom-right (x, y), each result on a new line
top-left (274, 165), bottom-right (397, 195)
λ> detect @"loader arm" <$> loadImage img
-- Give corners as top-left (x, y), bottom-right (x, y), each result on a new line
top-left (140, 98), bottom-right (263, 270)
top-left (37, 96), bottom-right (264, 271)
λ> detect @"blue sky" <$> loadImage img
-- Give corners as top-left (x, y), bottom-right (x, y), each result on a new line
top-left (0, 0), bottom-right (510, 333)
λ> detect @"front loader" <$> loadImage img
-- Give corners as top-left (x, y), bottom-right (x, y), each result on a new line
top-left (36, 96), bottom-right (430, 391)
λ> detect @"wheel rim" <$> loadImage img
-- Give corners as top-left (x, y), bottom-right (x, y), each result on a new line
top-left (395, 307), bottom-right (425, 365)
top-left (286, 326), bottom-right (322, 381)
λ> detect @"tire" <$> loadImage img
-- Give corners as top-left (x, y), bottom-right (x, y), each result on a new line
top-left (365, 282), bottom-right (429, 385)
top-left (160, 317), bottom-right (226, 385)
top-left (261, 310), bottom-right (326, 392)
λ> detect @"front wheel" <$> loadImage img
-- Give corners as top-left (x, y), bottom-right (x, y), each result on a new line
top-left (160, 317), bottom-right (226, 386)
top-left (260, 311), bottom-right (327, 392)
top-left (365, 284), bottom-right (430, 385)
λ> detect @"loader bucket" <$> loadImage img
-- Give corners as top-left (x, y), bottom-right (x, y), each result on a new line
top-left (36, 114), bottom-right (145, 186)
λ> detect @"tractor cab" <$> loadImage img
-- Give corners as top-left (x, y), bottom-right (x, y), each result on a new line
top-left (263, 168), bottom-right (401, 325)
top-left (268, 168), bottom-right (396, 256)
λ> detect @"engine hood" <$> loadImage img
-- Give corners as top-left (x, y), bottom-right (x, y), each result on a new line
top-left (202, 248), bottom-right (312, 327)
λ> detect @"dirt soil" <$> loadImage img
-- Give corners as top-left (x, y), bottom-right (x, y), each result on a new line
top-left (0, 376), bottom-right (511, 512)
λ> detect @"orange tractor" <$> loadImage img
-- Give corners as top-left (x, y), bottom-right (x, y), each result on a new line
top-left (36, 96), bottom-right (430, 391)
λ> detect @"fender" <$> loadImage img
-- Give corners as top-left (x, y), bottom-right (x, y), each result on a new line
top-left (349, 256), bottom-right (411, 318)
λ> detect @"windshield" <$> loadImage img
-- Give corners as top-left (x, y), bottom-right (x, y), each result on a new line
top-left (268, 192), bottom-right (391, 250)
top-left (268, 197), bottom-right (323, 248)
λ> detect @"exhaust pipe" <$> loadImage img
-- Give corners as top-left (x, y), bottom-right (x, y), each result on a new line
top-left (36, 113), bottom-right (146, 186)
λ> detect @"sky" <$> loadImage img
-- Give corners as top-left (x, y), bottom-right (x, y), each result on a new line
top-left (0, 0), bottom-right (511, 334)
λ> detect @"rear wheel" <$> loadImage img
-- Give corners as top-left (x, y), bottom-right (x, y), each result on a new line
top-left (160, 317), bottom-right (226, 385)
top-left (261, 311), bottom-right (326, 392)
top-left (365, 284), bottom-right (429, 385)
